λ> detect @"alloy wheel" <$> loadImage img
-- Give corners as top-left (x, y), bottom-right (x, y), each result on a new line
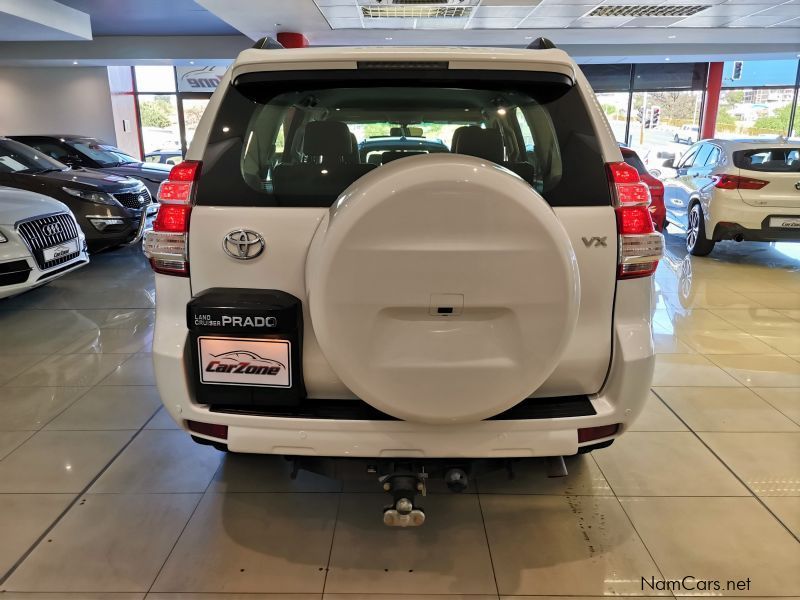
top-left (687, 206), bottom-right (699, 251)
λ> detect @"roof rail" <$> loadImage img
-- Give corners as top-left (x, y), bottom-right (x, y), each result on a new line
top-left (252, 36), bottom-right (285, 50)
top-left (526, 37), bottom-right (556, 50)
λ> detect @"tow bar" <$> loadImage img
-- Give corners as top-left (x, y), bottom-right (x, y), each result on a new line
top-left (381, 471), bottom-right (427, 527)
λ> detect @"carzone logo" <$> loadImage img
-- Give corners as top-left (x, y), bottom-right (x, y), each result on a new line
top-left (206, 350), bottom-right (285, 376)
top-left (199, 337), bottom-right (291, 387)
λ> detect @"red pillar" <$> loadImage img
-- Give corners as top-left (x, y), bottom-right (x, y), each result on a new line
top-left (701, 62), bottom-right (724, 140)
top-left (277, 32), bottom-right (309, 48)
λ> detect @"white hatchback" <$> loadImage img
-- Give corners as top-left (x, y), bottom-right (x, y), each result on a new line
top-left (0, 187), bottom-right (89, 299)
top-left (663, 138), bottom-right (800, 255)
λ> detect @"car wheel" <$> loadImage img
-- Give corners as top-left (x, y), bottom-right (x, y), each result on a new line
top-left (673, 134), bottom-right (679, 142)
top-left (687, 138), bottom-right (693, 145)
top-left (686, 203), bottom-right (715, 256)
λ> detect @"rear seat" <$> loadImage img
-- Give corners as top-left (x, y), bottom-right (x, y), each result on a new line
top-left (273, 121), bottom-right (376, 207)
top-left (451, 126), bottom-right (536, 185)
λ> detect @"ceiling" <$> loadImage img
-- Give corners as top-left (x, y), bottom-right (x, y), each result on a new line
top-left (56, 0), bottom-right (240, 36)
top-left (308, 0), bottom-right (800, 30)
top-left (0, 0), bottom-right (798, 65)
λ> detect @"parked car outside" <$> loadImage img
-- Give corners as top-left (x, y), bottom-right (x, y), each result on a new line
top-left (9, 135), bottom-right (171, 196)
top-left (144, 42), bottom-right (663, 525)
top-left (620, 146), bottom-right (666, 232)
top-left (145, 150), bottom-right (184, 165)
top-left (662, 138), bottom-right (800, 255)
top-left (673, 125), bottom-right (700, 145)
top-left (0, 138), bottom-right (155, 253)
top-left (0, 186), bottom-right (89, 299)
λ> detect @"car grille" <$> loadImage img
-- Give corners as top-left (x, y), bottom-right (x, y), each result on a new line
top-left (17, 212), bottom-right (81, 271)
top-left (113, 187), bottom-right (151, 210)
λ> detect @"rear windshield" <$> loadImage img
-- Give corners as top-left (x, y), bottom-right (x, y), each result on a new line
top-left (733, 148), bottom-right (800, 173)
top-left (195, 69), bottom-right (611, 208)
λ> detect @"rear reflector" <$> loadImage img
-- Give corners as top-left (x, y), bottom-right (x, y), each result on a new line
top-left (187, 420), bottom-right (228, 440)
top-left (578, 423), bottom-right (619, 443)
top-left (607, 161), bottom-right (663, 279)
top-left (143, 161), bottom-right (201, 277)
top-left (713, 174), bottom-right (769, 190)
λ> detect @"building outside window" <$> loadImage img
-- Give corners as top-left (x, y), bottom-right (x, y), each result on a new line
top-left (718, 59), bottom-right (799, 140)
top-left (134, 66), bottom-right (181, 155)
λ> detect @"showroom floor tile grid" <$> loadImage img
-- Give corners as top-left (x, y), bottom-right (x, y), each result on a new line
top-left (0, 238), bottom-right (798, 598)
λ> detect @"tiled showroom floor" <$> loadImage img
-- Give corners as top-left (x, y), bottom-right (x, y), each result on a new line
top-left (0, 231), bottom-right (798, 599)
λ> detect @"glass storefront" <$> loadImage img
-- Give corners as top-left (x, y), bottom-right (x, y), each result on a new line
top-left (132, 65), bottom-right (224, 158)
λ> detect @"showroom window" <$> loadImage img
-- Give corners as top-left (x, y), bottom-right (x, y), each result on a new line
top-left (134, 66), bottom-right (181, 156)
top-left (583, 62), bottom-right (708, 170)
top-left (719, 60), bottom-right (800, 139)
top-left (132, 65), bottom-right (227, 159)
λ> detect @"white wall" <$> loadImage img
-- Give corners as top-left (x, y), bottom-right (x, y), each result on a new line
top-left (0, 66), bottom-right (117, 144)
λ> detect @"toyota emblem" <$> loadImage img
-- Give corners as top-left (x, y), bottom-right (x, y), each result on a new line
top-left (43, 223), bottom-right (62, 236)
top-left (223, 229), bottom-right (265, 260)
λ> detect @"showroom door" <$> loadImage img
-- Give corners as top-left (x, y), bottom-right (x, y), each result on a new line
top-left (177, 93), bottom-right (211, 155)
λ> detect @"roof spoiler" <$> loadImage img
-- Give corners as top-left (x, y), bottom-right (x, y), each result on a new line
top-left (252, 36), bottom-right (285, 50)
top-left (526, 37), bottom-right (557, 50)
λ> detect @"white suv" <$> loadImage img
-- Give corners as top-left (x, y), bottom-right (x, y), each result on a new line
top-left (145, 40), bottom-right (662, 524)
top-left (1, 187), bottom-right (88, 299)
top-left (663, 138), bottom-right (800, 256)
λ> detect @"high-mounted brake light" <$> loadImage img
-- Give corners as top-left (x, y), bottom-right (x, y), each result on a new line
top-left (713, 174), bottom-right (769, 190)
top-left (143, 160), bottom-right (201, 276)
top-left (607, 162), bottom-right (663, 280)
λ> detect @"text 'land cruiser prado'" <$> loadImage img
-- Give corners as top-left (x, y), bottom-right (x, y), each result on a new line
top-left (145, 39), bottom-right (663, 526)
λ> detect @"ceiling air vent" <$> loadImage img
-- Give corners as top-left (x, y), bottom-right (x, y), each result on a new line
top-left (360, 0), bottom-right (476, 18)
top-left (588, 4), bottom-right (709, 17)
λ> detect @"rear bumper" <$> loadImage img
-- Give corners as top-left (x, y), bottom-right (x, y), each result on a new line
top-left (153, 275), bottom-right (655, 458)
top-left (712, 216), bottom-right (800, 243)
top-left (706, 197), bottom-right (800, 238)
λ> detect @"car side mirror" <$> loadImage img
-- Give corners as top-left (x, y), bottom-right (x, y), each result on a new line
top-left (62, 154), bottom-right (84, 167)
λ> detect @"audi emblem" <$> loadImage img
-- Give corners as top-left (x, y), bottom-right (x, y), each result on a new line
top-left (223, 229), bottom-right (265, 260)
top-left (43, 223), bottom-right (62, 236)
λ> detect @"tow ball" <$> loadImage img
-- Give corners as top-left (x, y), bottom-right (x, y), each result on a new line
top-left (380, 472), bottom-right (427, 527)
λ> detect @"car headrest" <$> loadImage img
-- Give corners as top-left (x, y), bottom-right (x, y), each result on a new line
top-left (389, 127), bottom-right (403, 137)
top-left (381, 150), bottom-right (426, 164)
top-left (303, 121), bottom-right (352, 157)
top-left (452, 126), bottom-right (505, 164)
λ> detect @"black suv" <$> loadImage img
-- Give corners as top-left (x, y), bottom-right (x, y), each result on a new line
top-left (10, 135), bottom-right (171, 196)
top-left (0, 138), bottom-right (152, 253)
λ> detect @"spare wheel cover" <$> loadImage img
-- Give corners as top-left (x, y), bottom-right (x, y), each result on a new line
top-left (306, 154), bottom-right (579, 424)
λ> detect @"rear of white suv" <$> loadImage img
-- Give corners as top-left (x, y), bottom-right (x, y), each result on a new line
top-left (664, 139), bottom-right (800, 256)
top-left (145, 43), bottom-right (662, 522)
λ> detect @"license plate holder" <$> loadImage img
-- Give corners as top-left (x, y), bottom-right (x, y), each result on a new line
top-left (769, 216), bottom-right (800, 229)
top-left (43, 238), bottom-right (79, 262)
top-left (198, 336), bottom-right (291, 388)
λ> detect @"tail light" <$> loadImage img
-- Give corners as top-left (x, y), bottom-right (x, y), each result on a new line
top-left (143, 160), bottom-right (201, 276)
top-left (713, 174), bottom-right (769, 190)
top-left (607, 162), bottom-right (663, 280)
